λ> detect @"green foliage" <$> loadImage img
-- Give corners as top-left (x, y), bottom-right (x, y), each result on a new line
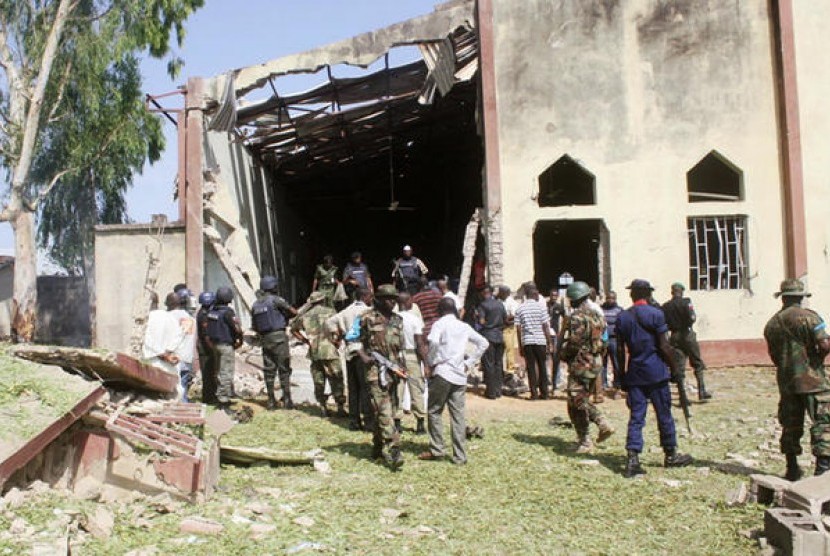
top-left (0, 0), bottom-right (204, 272)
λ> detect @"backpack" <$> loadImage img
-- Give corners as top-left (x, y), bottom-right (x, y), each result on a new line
top-left (251, 295), bottom-right (287, 334)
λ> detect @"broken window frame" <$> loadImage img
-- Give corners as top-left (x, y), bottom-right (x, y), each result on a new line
top-left (687, 215), bottom-right (749, 291)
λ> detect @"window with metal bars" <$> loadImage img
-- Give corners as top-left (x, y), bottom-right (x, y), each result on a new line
top-left (687, 215), bottom-right (748, 290)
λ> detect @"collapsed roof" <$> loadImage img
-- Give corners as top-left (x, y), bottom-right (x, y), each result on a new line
top-left (202, 0), bottom-right (479, 179)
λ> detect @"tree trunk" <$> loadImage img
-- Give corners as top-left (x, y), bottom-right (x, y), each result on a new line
top-left (11, 210), bottom-right (37, 342)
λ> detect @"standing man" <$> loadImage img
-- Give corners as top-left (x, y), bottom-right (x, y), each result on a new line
top-left (343, 251), bottom-right (374, 299)
top-left (291, 291), bottom-right (346, 417)
top-left (396, 292), bottom-right (428, 434)
top-left (392, 245), bottom-right (428, 295)
top-left (358, 285), bottom-right (408, 469)
top-left (559, 282), bottom-right (616, 453)
top-left (764, 279), bottom-right (830, 480)
top-left (253, 275), bottom-right (298, 410)
top-left (170, 289), bottom-right (197, 403)
top-left (547, 288), bottom-right (567, 392)
top-left (499, 286), bottom-right (521, 377)
top-left (602, 291), bottom-right (624, 399)
top-left (312, 255), bottom-right (340, 308)
top-left (205, 287), bottom-right (244, 414)
top-left (419, 298), bottom-right (488, 465)
top-left (412, 275), bottom-right (443, 337)
top-left (437, 276), bottom-right (464, 318)
top-left (616, 279), bottom-right (693, 478)
top-left (143, 292), bottom-right (184, 375)
top-left (662, 282), bottom-right (712, 401)
top-left (515, 283), bottom-right (554, 400)
top-left (196, 291), bottom-right (218, 404)
top-left (328, 287), bottom-right (375, 430)
top-left (476, 285), bottom-right (507, 399)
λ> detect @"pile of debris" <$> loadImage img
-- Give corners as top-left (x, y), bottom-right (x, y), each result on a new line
top-left (744, 472), bottom-right (830, 554)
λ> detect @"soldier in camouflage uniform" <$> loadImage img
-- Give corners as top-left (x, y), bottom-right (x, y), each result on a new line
top-left (559, 281), bottom-right (615, 453)
top-left (764, 278), bottom-right (830, 480)
top-left (291, 291), bottom-right (346, 417)
top-left (358, 284), bottom-right (407, 469)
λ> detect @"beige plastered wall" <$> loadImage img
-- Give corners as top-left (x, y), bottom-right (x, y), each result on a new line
top-left (490, 0), bottom-right (788, 341)
top-left (792, 2), bottom-right (830, 320)
top-left (94, 225), bottom-right (185, 352)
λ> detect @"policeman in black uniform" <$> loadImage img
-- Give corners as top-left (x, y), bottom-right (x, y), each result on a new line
top-left (392, 245), bottom-right (428, 295)
top-left (253, 275), bottom-right (298, 410)
top-left (196, 291), bottom-right (218, 404)
top-left (661, 282), bottom-right (712, 401)
top-left (204, 286), bottom-right (244, 413)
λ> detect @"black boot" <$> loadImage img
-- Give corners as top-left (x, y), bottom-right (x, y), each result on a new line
top-left (785, 453), bottom-right (803, 481)
top-left (695, 371), bottom-right (712, 401)
top-left (280, 375), bottom-right (294, 409)
top-left (265, 381), bottom-right (277, 410)
top-left (664, 447), bottom-right (693, 467)
top-left (815, 456), bottom-right (830, 476)
top-left (336, 403), bottom-right (347, 418)
top-left (394, 418), bottom-right (403, 434)
top-left (415, 418), bottom-right (426, 435)
top-left (624, 450), bottom-right (646, 478)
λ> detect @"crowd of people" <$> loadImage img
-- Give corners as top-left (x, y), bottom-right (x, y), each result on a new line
top-left (141, 245), bottom-right (830, 481)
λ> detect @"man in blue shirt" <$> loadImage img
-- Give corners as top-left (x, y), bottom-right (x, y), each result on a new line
top-left (616, 279), bottom-right (693, 478)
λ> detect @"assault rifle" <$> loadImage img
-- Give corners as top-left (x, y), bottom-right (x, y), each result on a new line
top-left (371, 351), bottom-right (408, 388)
top-left (674, 373), bottom-right (694, 435)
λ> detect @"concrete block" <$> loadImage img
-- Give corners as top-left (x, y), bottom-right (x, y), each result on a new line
top-left (783, 474), bottom-right (830, 517)
top-left (764, 508), bottom-right (828, 556)
top-left (750, 474), bottom-right (792, 505)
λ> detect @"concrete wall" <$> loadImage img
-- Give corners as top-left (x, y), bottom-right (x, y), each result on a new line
top-left (94, 223), bottom-right (186, 352)
top-left (793, 1), bottom-right (830, 319)
top-left (490, 0), bottom-right (789, 341)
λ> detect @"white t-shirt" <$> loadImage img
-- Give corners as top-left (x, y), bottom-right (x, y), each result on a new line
top-left (169, 309), bottom-right (197, 364)
top-left (427, 314), bottom-right (489, 386)
top-left (443, 290), bottom-right (461, 309)
top-left (142, 309), bottom-right (184, 373)
top-left (397, 309), bottom-right (424, 350)
top-left (502, 296), bottom-right (520, 318)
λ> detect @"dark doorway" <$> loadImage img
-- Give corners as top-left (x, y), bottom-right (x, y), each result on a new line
top-left (533, 219), bottom-right (610, 296)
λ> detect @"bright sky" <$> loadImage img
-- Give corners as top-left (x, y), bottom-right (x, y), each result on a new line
top-left (0, 0), bottom-right (439, 256)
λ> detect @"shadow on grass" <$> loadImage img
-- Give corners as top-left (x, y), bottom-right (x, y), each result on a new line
top-left (323, 438), bottom-right (432, 465)
top-left (512, 432), bottom-right (769, 477)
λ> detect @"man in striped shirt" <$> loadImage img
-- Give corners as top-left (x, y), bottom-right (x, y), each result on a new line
top-left (515, 283), bottom-right (555, 400)
top-left (412, 276), bottom-right (443, 336)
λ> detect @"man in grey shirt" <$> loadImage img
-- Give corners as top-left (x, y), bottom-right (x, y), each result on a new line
top-left (419, 298), bottom-right (488, 465)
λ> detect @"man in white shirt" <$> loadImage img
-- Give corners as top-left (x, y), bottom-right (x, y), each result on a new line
top-left (327, 288), bottom-right (374, 431)
top-left (419, 298), bottom-right (488, 465)
top-left (437, 276), bottom-right (464, 319)
top-left (143, 292), bottom-right (185, 375)
top-left (169, 289), bottom-right (197, 402)
top-left (396, 292), bottom-right (429, 434)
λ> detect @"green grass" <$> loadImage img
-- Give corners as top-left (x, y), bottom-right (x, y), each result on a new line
top-left (1, 368), bottom-right (781, 555)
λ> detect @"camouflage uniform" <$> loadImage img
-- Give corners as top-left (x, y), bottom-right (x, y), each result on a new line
top-left (764, 305), bottom-right (830, 457)
top-left (559, 307), bottom-right (613, 443)
top-left (291, 304), bottom-right (345, 407)
top-left (359, 308), bottom-right (405, 458)
top-left (314, 265), bottom-right (339, 308)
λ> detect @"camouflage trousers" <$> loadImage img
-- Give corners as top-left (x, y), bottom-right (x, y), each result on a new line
top-left (395, 350), bottom-right (425, 420)
top-left (310, 359), bottom-right (345, 406)
top-left (368, 380), bottom-right (400, 457)
top-left (215, 344), bottom-right (236, 405)
top-left (778, 392), bottom-right (830, 457)
top-left (261, 330), bottom-right (291, 397)
top-left (566, 373), bottom-right (604, 437)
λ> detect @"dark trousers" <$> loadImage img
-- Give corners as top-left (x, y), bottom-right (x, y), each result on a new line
top-left (346, 356), bottom-right (372, 427)
top-left (778, 392), bottom-right (830, 457)
top-left (198, 343), bottom-right (218, 404)
top-left (523, 344), bottom-right (549, 399)
top-left (482, 342), bottom-right (505, 399)
top-left (602, 337), bottom-right (619, 388)
top-left (625, 380), bottom-right (677, 452)
top-left (552, 336), bottom-right (562, 388)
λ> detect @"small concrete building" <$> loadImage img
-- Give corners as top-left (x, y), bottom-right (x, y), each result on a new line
top-left (97, 0), bottom-right (829, 364)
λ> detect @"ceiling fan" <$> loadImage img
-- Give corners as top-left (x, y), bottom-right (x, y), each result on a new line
top-left (367, 137), bottom-right (416, 212)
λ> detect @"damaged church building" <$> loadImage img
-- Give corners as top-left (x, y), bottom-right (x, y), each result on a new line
top-left (95, 0), bottom-right (830, 366)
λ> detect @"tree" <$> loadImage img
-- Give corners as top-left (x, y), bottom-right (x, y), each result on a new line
top-left (0, 0), bottom-right (203, 341)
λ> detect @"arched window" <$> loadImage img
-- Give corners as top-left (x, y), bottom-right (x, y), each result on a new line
top-left (537, 155), bottom-right (595, 207)
top-left (687, 151), bottom-right (743, 202)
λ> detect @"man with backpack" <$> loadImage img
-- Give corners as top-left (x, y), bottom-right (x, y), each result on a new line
top-left (559, 281), bottom-right (616, 454)
top-left (253, 275), bottom-right (298, 410)
top-left (617, 279), bottom-right (693, 478)
top-left (204, 286), bottom-right (244, 413)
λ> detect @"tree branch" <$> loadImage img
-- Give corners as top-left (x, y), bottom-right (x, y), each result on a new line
top-left (46, 59), bottom-right (72, 123)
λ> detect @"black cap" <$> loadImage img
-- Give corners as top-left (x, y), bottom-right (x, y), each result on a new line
top-left (625, 279), bottom-right (654, 291)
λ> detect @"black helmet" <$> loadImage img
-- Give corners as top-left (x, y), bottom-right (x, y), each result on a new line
top-left (260, 275), bottom-right (278, 292)
top-left (215, 286), bottom-right (234, 304)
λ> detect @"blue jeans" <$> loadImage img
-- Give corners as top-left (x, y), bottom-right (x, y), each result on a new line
top-left (602, 337), bottom-right (619, 388)
top-left (625, 381), bottom-right (677, 452)
top-left (179, 362), bottom-right (193, 403)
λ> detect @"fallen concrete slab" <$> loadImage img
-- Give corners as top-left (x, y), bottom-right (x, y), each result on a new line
top-left (782, 474), bottom-right (830, 518)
